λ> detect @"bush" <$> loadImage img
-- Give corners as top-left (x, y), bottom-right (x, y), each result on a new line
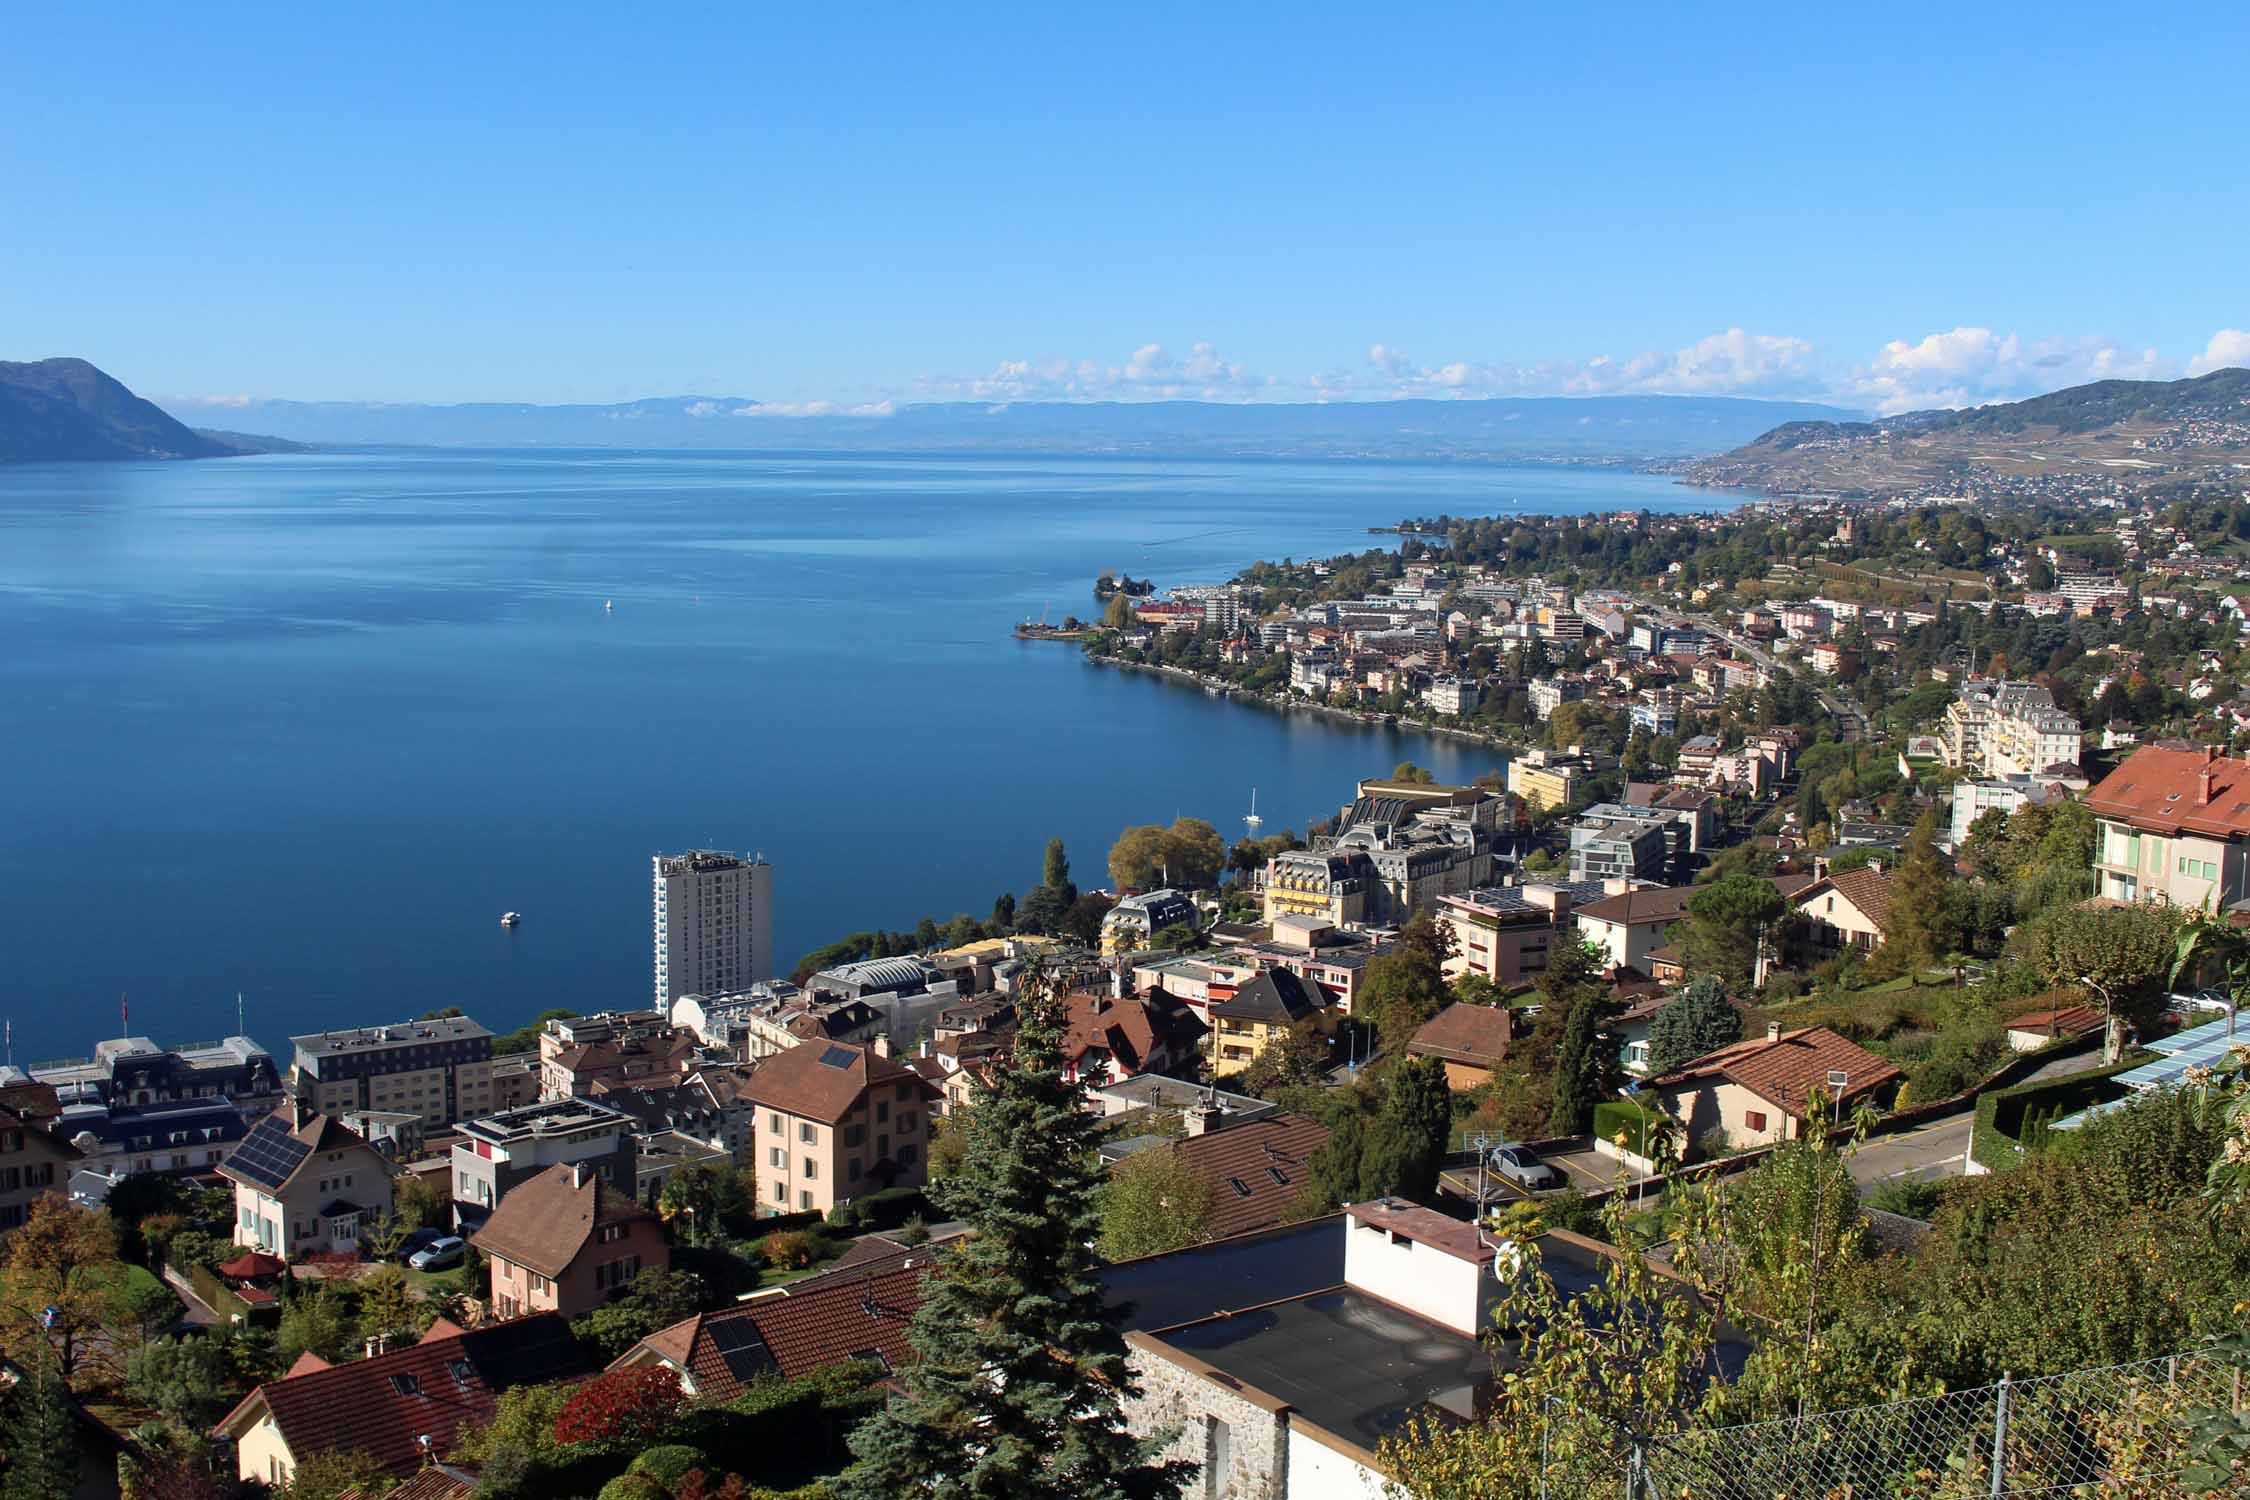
top-left (598, 1477), bottom-right (668, 1500)
top-left (1592, 1098), bottom-right (1665, 1158)
top-left (758, 1230), bottom-right (818, 1270)
top-left (553, 1367), bottom-right (685, 1447)
top-left (1970, 1054), bottom-right (2144, 1170)
top-left (1865, 1176), bottom-right (1945, 1221)
top-left (631, 1445), bottom-right (710, 1485)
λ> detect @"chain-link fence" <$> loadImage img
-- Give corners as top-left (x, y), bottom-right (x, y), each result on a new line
top-left (1633, 1347), bottom-right (2248, 1499)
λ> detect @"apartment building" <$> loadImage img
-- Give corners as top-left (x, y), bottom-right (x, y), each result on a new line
top-left (0, 1104), bottom-right (74, 1231)
top-left (1568, 805), bottom-right (1677, 885)
top-left (475, 1161), bottom-right (670, 1321)
top-left (1940, 679), bottom-right (2082, 777)
top-left (1261, 848), bottom-right (1375, 927)
top-left (1527, 675), bottom-right (1586, 721)
top-left (2087, 744), bottom-right (2250, 907)
top-left (13, 1034), bottom-right (282, 1117)
top-left (740, 1041), bottom-right (936, 1216)
top-left (1432, 882), bottom-right (1604, 985)
top-left (450, 1097), bottom-right (639, 1217)
top-left (653, 850), bottom-right (774, 1005)
top-left (1422, 675), bottom-right (1480, 716)
top-left (1506, 747), bottom-right (1606, 814)
top-left (289, 1016), bottom-right (498, 1126)
top-left (1102, 888), bottom-right (1199, 956)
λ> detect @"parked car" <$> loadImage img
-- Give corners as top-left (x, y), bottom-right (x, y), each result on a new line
top-left (1486, 1143), bottom-right (1564, 1192)
top-left (407, 1235), bottom-right (466, 1271)
top-left (396, 1228), bottom-right (445, 1263)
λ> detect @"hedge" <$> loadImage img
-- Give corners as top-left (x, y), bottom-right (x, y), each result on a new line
top-left (1970, 1054), bottom-right (2146, 1171)
top-left (1593, 1099), bottom-right (1665, 1158)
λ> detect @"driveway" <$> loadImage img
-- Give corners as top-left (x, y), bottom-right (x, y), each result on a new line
top-left (1847, 1113), bottom-right (1972, 1190)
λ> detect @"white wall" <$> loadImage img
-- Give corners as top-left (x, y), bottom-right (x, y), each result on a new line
top-left (1287, 1426), bottom-right (1389, 1500)
top-left (1342, 1216), bottom-right (1486, 1336)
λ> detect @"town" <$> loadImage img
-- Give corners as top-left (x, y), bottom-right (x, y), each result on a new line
top-left (5, 491), bottom-right (2250, 1500)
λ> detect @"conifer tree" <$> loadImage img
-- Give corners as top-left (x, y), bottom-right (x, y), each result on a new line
top-left (1881, 807), bottom-right (1954, 969)
top-left (839, 971), bottom-right (1192, 1500)
top-left (2, 1349), bottom-right (77, 1500)
top-left (1549, 989), bottom-right (1619, 1136)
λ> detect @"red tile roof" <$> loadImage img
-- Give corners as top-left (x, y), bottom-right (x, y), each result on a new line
top-left (621, 1249), bottom-right (933, 1401)
top-left (470, 1162), bottom-right (660, 1280)
top-left (342, 1468), bottom-right (475, 1500)
top-left (1574, 886), bottom-right (1695, 925)
top-left (1163, 1114), bottom-right (1332, 1240)
top-left (1406, 1004), bottom-right (1514, 1069)
top-left (741, 1040), bottom-right (935, 1124)
top-left (1648, 1026), bottom-right (1901, 1117)
top-left (2004, 1006), bottom-right (2104, 1038)
top-left (2087, 744), bottom-right (2250, 837)
top-left (214, 1313), bottom-right (589, 1478)
top-left (1061, 992), bottom-right (1206, 1075)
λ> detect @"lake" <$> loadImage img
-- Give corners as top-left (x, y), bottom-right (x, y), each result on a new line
top-left (0, 449), bottom-right (1743, 1060)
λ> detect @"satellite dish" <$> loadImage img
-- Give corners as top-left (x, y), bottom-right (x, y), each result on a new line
top-left (1490, 1239), bottom-right (1523, 1283)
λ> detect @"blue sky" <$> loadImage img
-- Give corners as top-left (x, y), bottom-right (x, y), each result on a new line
top-left (3, 3), bottom-right (2245, 413)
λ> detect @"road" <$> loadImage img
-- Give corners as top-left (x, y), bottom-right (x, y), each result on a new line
top-left (1844, 1050), bottom-right (2102, 1193)
top-left (1651, 606), bottom-right (1868, 742)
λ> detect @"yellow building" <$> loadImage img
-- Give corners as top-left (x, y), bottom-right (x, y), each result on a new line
top-left (1208, 969), bottom-right (1333, 1076)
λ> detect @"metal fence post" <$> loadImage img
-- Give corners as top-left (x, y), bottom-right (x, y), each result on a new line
top-left (1989, 1372), bottom-right (2011, 1500)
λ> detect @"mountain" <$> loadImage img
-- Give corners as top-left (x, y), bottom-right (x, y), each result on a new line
top-left (0, 357), bottom-right (247, 463)
top-left (180, 392), bottom-right (1866, 462)
top-left (1686, 368), bottom-right (2250, 498)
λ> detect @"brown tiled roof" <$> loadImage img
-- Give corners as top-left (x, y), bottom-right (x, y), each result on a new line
top-left (1163, 1114), bottom-right (1331, 1240)
top-left (2088, 744), bottom-right (2250, 837)
top-left (1795, 867), bottom-right (1896, 929)
top-left (2004, 1005), bottom-right (2105, 1038)
top-left (470, 1162), bottom-right (659, 1279)
top-left (1406, 1004), bottom-right (1513, 1069)
top-left (0, 1082), bottom-right (61, 1122)
top-left (1649, 1026), bottom-right (1901, 1116)
top-left (622, 1251), bottom-right (933, 1400)
top-left (1061, 993), bottom-right (1206, 1074)
top-left (742, 1040), bottom-right (935, 1124)
top-left (214, 1313), bottom-right (588, 1478)
top-left (1209, 968), bottom-right (1326, 1024)
top-left (342, 1468), bottom-right (475, 1500)
top-left (1574, 886), bottom-right (1695, 925)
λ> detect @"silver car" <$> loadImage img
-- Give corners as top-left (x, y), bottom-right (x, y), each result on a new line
top-left (1486, 1143), bottom-right (1564, 1191)
top-left (407, 1234), bottom-right (466, 1271)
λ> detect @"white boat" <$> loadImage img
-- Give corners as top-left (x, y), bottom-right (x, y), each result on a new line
top-left (500, 911), bottom-right (521, 927)
top-left (604, 600), bottom-right (613, 612)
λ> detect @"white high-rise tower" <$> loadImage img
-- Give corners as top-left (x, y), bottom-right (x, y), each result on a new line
top-left (652, 850), bottom-right (773, 1006)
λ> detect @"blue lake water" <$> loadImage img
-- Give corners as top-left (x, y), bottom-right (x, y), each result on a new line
top-left (0, 449), bottom-right (1744, 1060)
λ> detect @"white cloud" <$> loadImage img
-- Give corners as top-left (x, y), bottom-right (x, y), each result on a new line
top-left (1321, 329), bottom-right (1819, 401)
top-left (166, 393), bottom-right (253, 408)
top-left (1846, 326), bottom-right (2171, 414)
top-left (919, 342), bottom-right (1264, 401)
top-left (2189, 329), bottom-right (2250, 376)
top-left (738, 400), bottom-right (895, 419)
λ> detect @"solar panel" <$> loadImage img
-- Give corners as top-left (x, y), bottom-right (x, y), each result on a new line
top-left (228, 1120), bottom-right (311, 1189)
top-left (817, 1045), bottom-right (858, 1070)
top-left (707, 1317), bottom-right (778, 1381)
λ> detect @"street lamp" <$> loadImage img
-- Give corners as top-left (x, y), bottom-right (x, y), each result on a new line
top-left (2079, 974), bottom-right (2118, 1065)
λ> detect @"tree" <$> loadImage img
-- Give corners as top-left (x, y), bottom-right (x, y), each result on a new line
top-left (355, 1264), bottom-right (418, 1347)
top-left (1549, 988), bottom-right (1618, 1137)
top-left (1235, 1024), bottom-right (1331, 1098)
top-left (1880, 806), bottom-right (1954, 969)
top-left (572, 1267), bottom-right (708, 1360)
top-left (124, 1335), bottom-right (240, 1429)
top-left (2015, 898), bottom-right (2185, 1059)
top-left (840, 971), bottom-right (1192, 1500)
top-left (1356, 914), bottom-right (1453, 1054)
top-left (1098, 1148), bottom-right (1214, 1262)
top-left (1043, 838), bottom-right (1071, 892)
top-left (659, 1161), bottom-right (753, 1246)
top-left (392, 1171), bottom-right (449, 1231)
top-left (1389, 761), bottom-right (1435, 785)
top-left (1359, 1056), bottom-right (1453, 1200)
top-left (0, 1196), bottom-right (123, 1382)
top-left (1643, 976), bottom-right (1742, 1078)
top-left (552, 1366), bottom-right (684, 1448)
top-left (1107, 818), bottom-right (1226, 892)
top-left (274, 1448), bottom-right (389, 1500)
top-left (1, 1348), bottom-right (77, 1500)
top-left (275, 1286), bottom-right (353, 1368)
top-left (1684, 873), bottom-right (1786, 989)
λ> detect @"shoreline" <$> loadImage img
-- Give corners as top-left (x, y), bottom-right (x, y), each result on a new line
top-left (1084, 651), bottom-right (1525, 757)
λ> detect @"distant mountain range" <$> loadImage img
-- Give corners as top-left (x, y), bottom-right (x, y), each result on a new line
top-left (174, 390), bottom-right (1865, 461)
top-left (1687, 368), bottom-right (2250, 496)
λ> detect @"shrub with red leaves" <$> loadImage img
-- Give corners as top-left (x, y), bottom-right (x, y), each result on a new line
top-left (552, 1366), bottom-right (685, 1447)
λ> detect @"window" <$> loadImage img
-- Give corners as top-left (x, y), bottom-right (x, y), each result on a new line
top-left (803, 1158), bottom-right (818, 1180)
top-left (799, 1190), bottom-right (813, 1211)
top-left (768, 1113), bottom-right (783, 1134)
top-left (773, 1181), bottom-right (786, 1204)
top-left (799, 1122), bottom-right (816, 1143)
top-left (769, 1146), bottom-right (784, 1169)
top-left (1745, 1110), bottom-right (1769, 1132)
top-left (1226, 1177), bottom-right (1252, 1198)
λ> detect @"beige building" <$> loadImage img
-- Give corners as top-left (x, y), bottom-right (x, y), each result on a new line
top-left (1647, 1024), bottom-right (1902, 1158)
top-left (654, 849), bottom-right (775, 1005)
top-left (1207, 969), bottom-right (1332, 1077)
top-left (741, 1041), bottom-right (936, 1216)
top-left (473, 1161), bottom-right (670, 1320)
top-left (0, 1101), bottom-right (75, 1231)
top-left (218, 1106), bottom-right (395, 1258)
top-left (1940, 679), bottom-right (2081, 777)
top-left (2087, 744), bottom-right (2250, 907)
top-left (1434, 882), bottom-right (1596, 985)
top-left (1572, 884), bottom-right (1693, 975)
top-left (288, 1015), bottom-right (498, 1127)
top-left (1792, 867), bottom-right (1894, 957)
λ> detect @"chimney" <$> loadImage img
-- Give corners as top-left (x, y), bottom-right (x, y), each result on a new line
top-left (871, 1033), bottom-right (892, 1059)
top-left (571, 1161), bottom-right (591, 1190)
top-left (1766, 1022), bottom-right (1783, 1043)
top-left (1184, 1100), bottom-right (1223, 1137)
top-left (291, 1095), bottom-right (314, 1131)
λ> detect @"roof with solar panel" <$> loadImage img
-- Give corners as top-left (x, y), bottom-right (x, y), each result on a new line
top-left (2050, 1011), bottom-right (2249, 1131)
top-left (217, 1106), bottom-right (383, 1193)
top-left (740, 1035), bottom-right (936, 1123)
